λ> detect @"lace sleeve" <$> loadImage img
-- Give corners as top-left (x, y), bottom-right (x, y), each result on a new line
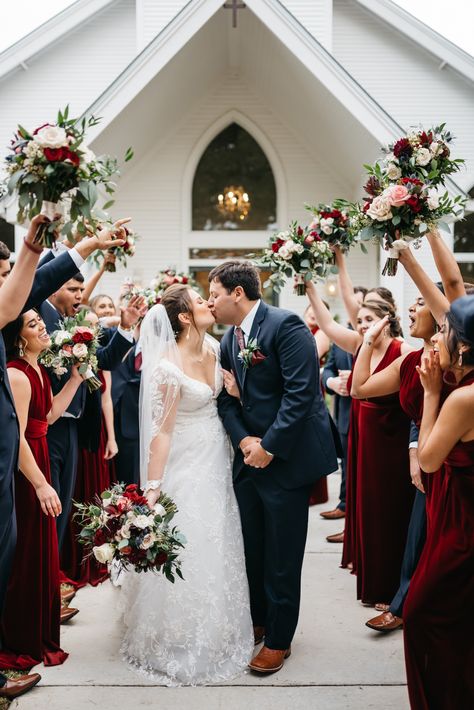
top-left (140, 361), bottom-right (181, 488)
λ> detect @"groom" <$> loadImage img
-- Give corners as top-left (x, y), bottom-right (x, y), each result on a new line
top-left (209, 261), bottom-right (338, 673)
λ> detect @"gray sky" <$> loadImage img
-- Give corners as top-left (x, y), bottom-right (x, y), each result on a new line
top-left (0, 0), bottom-right (473, 55)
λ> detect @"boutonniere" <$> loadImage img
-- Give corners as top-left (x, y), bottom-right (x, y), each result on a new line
top-left (238, 338), bottom-right (267, 369)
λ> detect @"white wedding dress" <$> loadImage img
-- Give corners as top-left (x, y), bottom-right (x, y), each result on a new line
top-left (119, 353), bottom-right (253, 685)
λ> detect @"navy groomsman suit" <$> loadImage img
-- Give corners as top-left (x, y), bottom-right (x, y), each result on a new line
top-left (218, 301), bottom-right (338, 650)
top-left (111, 346), bottom-right (141, 486)
top-left (321, 343), bottom-right (353, 511)
top-left (38, 299), bottom-right (133, 546)
top-left (0, 248), bottom-right (88, 616)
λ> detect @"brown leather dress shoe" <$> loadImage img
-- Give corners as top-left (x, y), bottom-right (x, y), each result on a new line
top-left (61, 588), bottom-right (76, 604)
top-left (253, 625), bottom-right (265, 645)
top-left (60, 606), bottom-right (79, 624)
top-left (366, 612), bottom-right (403, 633)
top-left (0, 673), bottom-right (41, 699)
top-left (320, 508), bottom-right (345, 520)
top-left (248, 645), bottom-right (291, 673)
top-left (326, 531), bottom-right (344, 543)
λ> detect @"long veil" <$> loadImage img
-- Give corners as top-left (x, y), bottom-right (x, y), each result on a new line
top-left (138, 304), bottom-right (182, 488)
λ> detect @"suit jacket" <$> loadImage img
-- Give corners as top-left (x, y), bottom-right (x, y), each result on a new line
top-left (218, 301), bottom-right (338, 490)
top-left (111, 346), bottom-right (141, 440)
top-left (321, 343), bottom-right (353, 436)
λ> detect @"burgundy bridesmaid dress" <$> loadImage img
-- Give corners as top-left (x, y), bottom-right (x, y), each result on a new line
top-left (403, 372), bottom-right (474, 710)
top-left (341, 388), bottom-right (359, 570)
top-left (354, 340), bottom-right (414, 604)
top-left (309, 326), bottom-right (329, 506)
top-left (0, 360), bottom-right (67, 669)
top-left (61, 372), bottom-right (115, 587)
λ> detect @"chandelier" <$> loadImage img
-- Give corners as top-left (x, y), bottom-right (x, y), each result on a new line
top-left (216, 186), bottom-right (251, 221)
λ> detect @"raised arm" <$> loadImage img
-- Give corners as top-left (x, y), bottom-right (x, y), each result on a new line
top-left (305, 280), bottom-right (360, 354)
top-left (8, 368), bottom-right (62, 516)
top-left (350, 316), bottom-right (406, 398)
top-left (427, 228), bottom-right (465, 302)
top-left (82, 253), bottom-right (116, 304)
top-left (398, 247), bottom-right (450, 324)
top-left (334, 246), bottom-right (360, 330)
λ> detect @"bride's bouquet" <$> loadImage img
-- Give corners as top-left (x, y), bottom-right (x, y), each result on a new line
top-left (346, 123), bottom-right (466, 275)
top-left (39, 311), bottom-right (101, 391)
top-left (74, 483), bottom-right (186, 580)
top-left (2, 105), bottom-right (133, 247)
top-left (257, 221), bottom-right (335, 295)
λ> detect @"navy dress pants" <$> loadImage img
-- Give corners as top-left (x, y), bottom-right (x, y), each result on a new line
top-left (48, 418), bottom-right (79, 549)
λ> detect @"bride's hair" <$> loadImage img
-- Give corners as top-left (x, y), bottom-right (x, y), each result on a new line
top-left (161, 284), bottom-right (194, 339)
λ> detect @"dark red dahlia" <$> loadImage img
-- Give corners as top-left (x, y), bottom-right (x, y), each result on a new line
top-left (393, 138), bottom-right (412, 159)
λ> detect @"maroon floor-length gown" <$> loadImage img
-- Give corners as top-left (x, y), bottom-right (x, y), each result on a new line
top-left (355, 340), bottom-right (414, 604)
top-left (61, 372), bottom-right (114, 588)
top-left (403, 372), bottom-right (474, 710)
top-left (341, 388), bottom-right (359, 570)
top-left (0, 360), bottom-right (67, 669)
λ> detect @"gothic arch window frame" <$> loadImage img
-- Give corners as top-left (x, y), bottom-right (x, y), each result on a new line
top-left (453, 184), bottom-right (474, 281)
top-left (181, 110), bottom-right (287, 264)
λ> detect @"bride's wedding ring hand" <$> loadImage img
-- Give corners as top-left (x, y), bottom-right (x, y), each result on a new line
top-left (243, 441), bottom-right (274, 469)
top-left (222, 369), bottom-right (239, 398)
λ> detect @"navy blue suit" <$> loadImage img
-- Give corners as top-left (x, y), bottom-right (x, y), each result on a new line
top-left (321, 342), bottom-right (353, 511)
top-left (0, 250), bottom-right (82, 625)
top-left (218, 301), bottom-right (338, 649)
top-left (111, 346), bottom-right (141, 486)
top-left (39, 300), bottom-right (132, 546)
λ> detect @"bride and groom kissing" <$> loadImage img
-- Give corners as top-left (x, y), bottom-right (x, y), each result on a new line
top-left (119, 260), bottom-right (338, 685)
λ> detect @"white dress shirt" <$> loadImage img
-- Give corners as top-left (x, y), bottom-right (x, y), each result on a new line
top-left (237, 300), bottom-right (261, 345)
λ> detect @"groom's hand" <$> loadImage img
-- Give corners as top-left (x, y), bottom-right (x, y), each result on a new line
top-left (243, 440), bottom-right (274, 469)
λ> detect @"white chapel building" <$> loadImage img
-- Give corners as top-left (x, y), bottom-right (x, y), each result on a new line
top-left (0, 0), bottom-right (473, 332)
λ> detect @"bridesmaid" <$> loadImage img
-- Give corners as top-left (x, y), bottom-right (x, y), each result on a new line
top-left (306, 281), bottom-right (413, 604)
top-left (404, 295), bottom-right (474, 710)
top-left (304, 303), bottom-right (330, 506)
top-left (61, 309), bottom-right (118, 587)
top-left (0, 310), bottom-right (82, 669)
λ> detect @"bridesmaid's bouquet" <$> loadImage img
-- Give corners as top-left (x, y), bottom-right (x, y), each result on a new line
top-left (346, 123), bottom-right (466, 275)
top-left (256, 221), bottom-right (335, 295)
top-left (74, 483), bottom-right (186, 580)
top-left (40, 312), bottom-right (101, 391)
top-left (305, 202), bottom-right (356, 253)
top-left (2, 105), bottom-right (133, 247)
top-left (149, 268), bottom-right (199, 294)
top-left (90, 227), bottom-right (139, 272)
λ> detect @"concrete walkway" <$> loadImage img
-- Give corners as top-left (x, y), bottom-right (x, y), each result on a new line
top-left (16, 474), bottom-right (409, 709)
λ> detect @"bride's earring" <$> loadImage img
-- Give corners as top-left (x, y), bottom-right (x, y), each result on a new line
top-left (186, 324), bottom-right (191, 341)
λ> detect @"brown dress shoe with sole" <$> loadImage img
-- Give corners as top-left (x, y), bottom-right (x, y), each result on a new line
top-left (366, 612), bottom-right (403, 632)
top-left (60, 606), bottom-right (79, 624)
top-left (326, 531), bottom-right (344, 543)
top-left (0, 673), bottom-right (41, 699)
top-left (253, 625), bottom-right (265, 645)
top-left (320, 508), bottom-right (345, 520)
top-left (248, 645), bottom-right (291, 673)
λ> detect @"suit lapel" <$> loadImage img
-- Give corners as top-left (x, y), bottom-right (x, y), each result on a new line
top-left (242, 301), bottom-right (267, 390)
top-left (231, 327), bottom-right (244, 390)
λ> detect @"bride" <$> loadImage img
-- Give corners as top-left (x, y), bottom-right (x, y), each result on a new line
top-left (119, 284), bottom-right (253, 685)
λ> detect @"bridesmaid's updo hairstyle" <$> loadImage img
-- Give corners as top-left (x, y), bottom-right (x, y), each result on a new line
top-left (160, 284), bottom-right (194, 340)
top-left (361, 299), bottom-right (401, 340)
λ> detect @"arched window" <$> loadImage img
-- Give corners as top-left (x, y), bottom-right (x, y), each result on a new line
top-left (454, 186), bottom-right (474, 281)
top-left (192, 123), bottom-right (277, 231)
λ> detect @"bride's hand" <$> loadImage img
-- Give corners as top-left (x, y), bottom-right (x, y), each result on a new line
top-left (222, 369), bottom-right (240, 398)
top-left (146, 488), bottom-right (161, 509)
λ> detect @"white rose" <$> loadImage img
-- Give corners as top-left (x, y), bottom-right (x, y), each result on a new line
top-left (72, 343), bottom-right (88, 358)
top-left (60, 348), bottom-right (73, 358)
top-left (132, 514), bottom-right (152, 530)
top-left (278, 246), bottom-right (291, 260)
top-left (93, 543), bottom-right (115, 564)
top-left (153, 503), bottom-right (166, 517)
top-left (285, 239), bottom-right (295, 251)
top-left (430, 141), bottom-right (441, 157)
top-left (116, 522), bottom-right (131, 541)
top-left (54, 330), bottom-right (71, 346)
top-left (54, 366), bottom-right (68, 376)
top-left (427, 188), bottom-right (440, 211)
top-left (415, 148), bottom-right (431, 167)
top-left (366, 196), bottom-right (393, 222)
top-left (321, 225), bottom-right (333, 235)
top-left (386, 163), bottom-right (402, 180)
top-left (295, 244), bottom-right (304, 254)
top-left (35, 125), bottom-right (68, 149)
top-left (321, 217), bottom-right (334, 227)
top-left (140, 532), bottom-right (156, 550)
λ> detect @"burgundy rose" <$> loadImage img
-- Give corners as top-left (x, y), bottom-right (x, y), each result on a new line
top-left (271, 238), bottom-right (285, 253)
top-left (43, 146), bottom-right (80, 166)
top-left (181, 276), bottom-right (188, 284)
top-left (309, 230), bottom-right (322, 242)
top-left (94, 529), bottom-right (108, 545)
top-left (125, 484), bottom-right (138, 493)
top-left (155, 552), bottom-right (168, 566)
top-left (72, 327), bottom-right (94, 343)
top-left (406, 195), bottom-right (423, 213)
top-left (330, 209), bottom-right (343, 220)
top-left (401, 177), bottom-right (423, 187)
top-left (393, 138), bottom-right (412, 159)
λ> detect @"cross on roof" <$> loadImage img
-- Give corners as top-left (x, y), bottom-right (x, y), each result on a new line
top-left (223, 0), bottom-right (246, 28)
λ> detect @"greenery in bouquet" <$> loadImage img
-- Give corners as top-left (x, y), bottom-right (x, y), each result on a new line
top-left (150, 269), bottom-right (199, 294)
top-left (380, 124), bottom-right (464, 186)
top-left (39, 310), bottom-right (102, 391)
top-left (305, 202), bottom-right (358, 253)
top-left (74, 483), bottom-right (186, 581)
top-left (255, 221), bottom-right (335, 295)
top-left (3, 105), bottom-right (133, 247)
top-left (90, 226), bottom-right (139, 272)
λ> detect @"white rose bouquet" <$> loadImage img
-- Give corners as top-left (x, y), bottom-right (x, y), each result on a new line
top-left (40, 311), bottom-right (102, 391)
top-left (255, 221), bottom-right (335, 295)
top-left (2, 105), bottom-right (133, 247)
top-left (74, 483), bottom-right (185, 579)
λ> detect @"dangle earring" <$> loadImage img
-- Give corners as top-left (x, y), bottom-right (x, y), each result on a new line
top-left (18, 337), bottom-right (26, 357)
top-left (186, 324), bottom-right (191, 341)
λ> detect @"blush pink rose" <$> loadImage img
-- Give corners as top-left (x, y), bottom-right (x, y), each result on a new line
top-left (386, 184), bottom-right (410, 207)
